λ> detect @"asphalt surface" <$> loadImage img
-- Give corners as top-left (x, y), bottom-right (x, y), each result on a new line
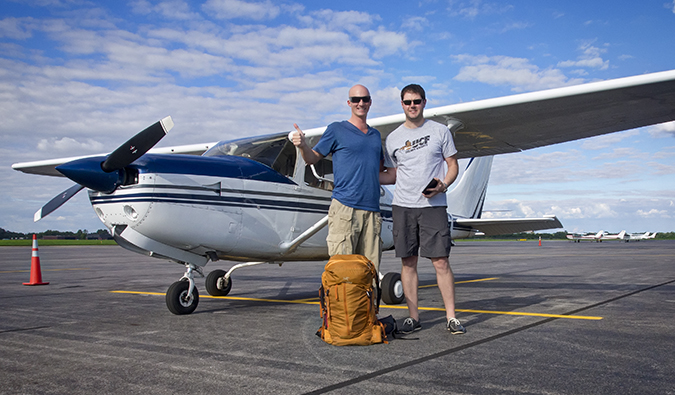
top-left (1, 240), bottom-right (674, 394)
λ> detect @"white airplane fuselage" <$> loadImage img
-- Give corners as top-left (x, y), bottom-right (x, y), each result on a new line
top-left (88, 150), bottom-right (487, 266)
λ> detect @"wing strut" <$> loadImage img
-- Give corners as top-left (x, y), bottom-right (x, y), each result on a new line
top-left (279, 214), bottom-right (329, 254)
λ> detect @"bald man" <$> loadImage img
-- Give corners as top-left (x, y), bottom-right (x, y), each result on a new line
top-left (292, 84), bottom-right (384, 275)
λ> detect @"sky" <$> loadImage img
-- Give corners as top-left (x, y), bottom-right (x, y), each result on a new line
top-left (1, 0), bottom-right (674, 235)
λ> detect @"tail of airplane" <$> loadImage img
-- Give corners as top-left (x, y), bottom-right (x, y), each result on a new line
top-left (445, 156), bottom-right (493, 219)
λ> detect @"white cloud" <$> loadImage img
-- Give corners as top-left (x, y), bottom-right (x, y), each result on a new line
top-left (401, 16), bottom-right (428, 32)
top-left (307, 9), bottom-right (377, 31)
top-left (557, 41), bottom-right (609, 70)
top-left (37, 137), bottom-right (105, 154)
top-left (580, 129), bottom-right (639, 150)
top-left (647, 121), bottom-right (675, 138)
top-left (0, 17), bottom-right (34, 40)
top-left (446, 0), bottom-right (513, 19)
top-left (637, 208), bottom-right (670, 218)
top-left (360, 28), bottom-right (410, 58)
top-left (130, 0), bottom-right (202, 20)
top-left (452, 55), bottom-right (584, 91)
top-left (202, 0), bottom-right (281, 21)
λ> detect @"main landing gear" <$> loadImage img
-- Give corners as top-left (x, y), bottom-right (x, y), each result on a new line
top-left (205, 269), bottom-right (232, 296)
top-left (166, 261), bottom-right (406, 315)
top-left (380, 272), bottom-right (405, 305)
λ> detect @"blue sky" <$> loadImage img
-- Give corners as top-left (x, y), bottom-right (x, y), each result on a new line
top-left (1, 0), bottom-right (674, 235)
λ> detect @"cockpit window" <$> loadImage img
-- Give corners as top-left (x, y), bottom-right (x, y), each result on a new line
top-left (303, 136), bottom-right (334, 191)
top-left (203, 133), bottom-right (297, 177)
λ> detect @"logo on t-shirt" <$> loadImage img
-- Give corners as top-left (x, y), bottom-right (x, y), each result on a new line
top-left (396, 135), bottom-right (430, 156)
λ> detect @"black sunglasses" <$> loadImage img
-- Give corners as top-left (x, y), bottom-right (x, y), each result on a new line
top-left (402, 99), bottom-right (423, 105)
top-left (350, 96), bottom-right (371, 103)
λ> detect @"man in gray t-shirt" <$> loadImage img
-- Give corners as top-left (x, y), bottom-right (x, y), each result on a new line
top-left (381, 84), bottom-right (466, 335)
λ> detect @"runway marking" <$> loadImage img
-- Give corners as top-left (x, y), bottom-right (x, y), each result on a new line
top-left (419, 277), bottom-right (499, 288)
top-left (303, 278), bottom-right (675, 395)
top-left (111, 288), bottom-right (602, 320)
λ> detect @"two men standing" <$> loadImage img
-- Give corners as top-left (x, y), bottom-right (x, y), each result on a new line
top-left (293, 83), bottom-right (465, 335)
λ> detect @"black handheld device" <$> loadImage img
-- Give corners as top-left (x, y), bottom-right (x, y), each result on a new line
top-left (422, 179), bottom-right (438, 195)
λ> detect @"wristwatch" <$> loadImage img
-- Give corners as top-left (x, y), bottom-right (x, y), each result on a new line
top-left (440, 180), bottom-right (448, 192)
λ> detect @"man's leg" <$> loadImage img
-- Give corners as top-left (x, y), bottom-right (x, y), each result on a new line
top-left (359, 210), bottom-right (382, 273)
top-left (326, 199), bottom-right (355, 256)
top-left (401, 255), bottom-right (420, 321)
top-left (431, 257), bottom-right (457, 320)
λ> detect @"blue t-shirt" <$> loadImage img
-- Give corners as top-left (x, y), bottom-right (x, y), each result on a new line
top-left (314, 121), bottom-right (383, 212)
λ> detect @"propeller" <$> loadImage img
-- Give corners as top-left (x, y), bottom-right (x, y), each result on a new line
top-left (102, 117), bottom-right (173, 172)
top-left (33, 116), bottom-right (174, 222)
top-left (34, 184), bottom-right (85, 222)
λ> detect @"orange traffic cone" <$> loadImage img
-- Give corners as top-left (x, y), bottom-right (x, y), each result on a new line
top-left (538, 236), bottom-right (542, 246)
top-left (23, 234), bottom-right (49, 286)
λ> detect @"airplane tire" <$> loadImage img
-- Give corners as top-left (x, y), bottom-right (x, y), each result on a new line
top-left (205, 269), bottom-right (232, 296)
top-left (381, 272), bottom-right (404, 305)
top-left (166, 280), bottom-right (199, 315)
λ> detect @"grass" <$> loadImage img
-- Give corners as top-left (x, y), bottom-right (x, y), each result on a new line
top-left (0, 239), bottom-right (118, 247)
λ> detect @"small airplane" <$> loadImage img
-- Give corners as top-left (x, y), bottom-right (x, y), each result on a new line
top-left (599, 230), bottom-right (629, 242)
top-left (628, 232), bottom-right (657, 241)
top-left (12, 69), bottom-right (675, 314)
top-left (566, 230), bottom-right (604, 242)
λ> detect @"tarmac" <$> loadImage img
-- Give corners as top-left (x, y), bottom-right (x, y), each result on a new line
top-left (1, 240), bottom-right (674, 394)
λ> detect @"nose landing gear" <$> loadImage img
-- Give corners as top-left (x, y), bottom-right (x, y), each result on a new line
top-left (166, 264), bottom-right (203, 315)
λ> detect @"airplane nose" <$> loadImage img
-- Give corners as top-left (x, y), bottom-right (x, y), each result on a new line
top-left (56, 156), bottom-right (126, 193)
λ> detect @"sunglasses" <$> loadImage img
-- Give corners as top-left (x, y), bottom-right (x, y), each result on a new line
top-left (402, 99), bottom-right (423, 105)
top-left (350, 96), bottom-right (371, 103)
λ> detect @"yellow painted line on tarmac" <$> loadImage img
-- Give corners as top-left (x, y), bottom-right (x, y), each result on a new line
top-left (110, 289), bottom-right (602, 320)
top-left (453, 309), bottom-right (602, 320)
top-left (419, 277), bottom-right (498, 289)
top-left (111, 290), bottom-right (321, 305)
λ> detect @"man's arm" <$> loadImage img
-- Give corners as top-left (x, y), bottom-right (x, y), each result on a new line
top-left (291, 123), bottom-right (323, 165)
top-left (380, 165), bottom-right (396, 185)
top-left (424, 154), bottom-right (459, 197)
top-left (442, 154), bottom-right (459, 189)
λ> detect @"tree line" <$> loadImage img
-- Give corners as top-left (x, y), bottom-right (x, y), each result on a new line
top-left (2, 227), bottom-right (673, 241)
top-left (0, 228), bottom-right (112, 240)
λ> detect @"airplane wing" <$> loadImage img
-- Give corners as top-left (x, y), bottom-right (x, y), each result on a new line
top-left (11, 142), bottom-right (218, 177)
top-left (456, 215), bottom-right (563, 236)
top-left (14, 69), bottom-right (675, 175)
top-left (302, 69), bottom-right (675, 159)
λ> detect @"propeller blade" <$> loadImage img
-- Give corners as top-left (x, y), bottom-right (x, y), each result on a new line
top-left (34, 183), bottom-right (85, 222)
top-left (101, 116), bottom-right (173, 172)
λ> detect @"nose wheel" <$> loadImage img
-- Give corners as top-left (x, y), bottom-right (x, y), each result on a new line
top-left (166, 280), bottom-right (199, 315)
top-left (166, 264), bottom-right (202, 315)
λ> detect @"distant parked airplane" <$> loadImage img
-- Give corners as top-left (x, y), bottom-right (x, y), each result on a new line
top-left (628, 232), bottom-right (658, 241)
top-left (566, 231), bottom-right (604, 242)
top-left (599, 230), bottom-right (628, 242)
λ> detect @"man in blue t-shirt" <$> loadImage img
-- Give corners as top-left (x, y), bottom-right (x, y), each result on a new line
top-left (291, 84), bottom-right (383, 272)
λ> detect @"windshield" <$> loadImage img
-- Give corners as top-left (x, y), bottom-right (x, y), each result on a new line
top-left (203, 132), bottom-right (297, 177)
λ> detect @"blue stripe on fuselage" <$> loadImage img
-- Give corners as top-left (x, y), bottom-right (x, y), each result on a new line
top-left (130, 154), bottom-right (296, 185)
top-left (91, 188), bottom-right (394, 219)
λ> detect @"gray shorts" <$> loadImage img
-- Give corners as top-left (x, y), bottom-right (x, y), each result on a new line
top-left (392, 205), bottom-right (451, 258)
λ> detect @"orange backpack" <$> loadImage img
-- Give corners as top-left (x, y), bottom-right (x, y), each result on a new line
top-left (317, 254), bottom-right (385, 346)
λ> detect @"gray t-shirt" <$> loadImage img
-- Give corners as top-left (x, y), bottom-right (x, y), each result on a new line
top-left (384, 120), bottom-right (457, 208)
